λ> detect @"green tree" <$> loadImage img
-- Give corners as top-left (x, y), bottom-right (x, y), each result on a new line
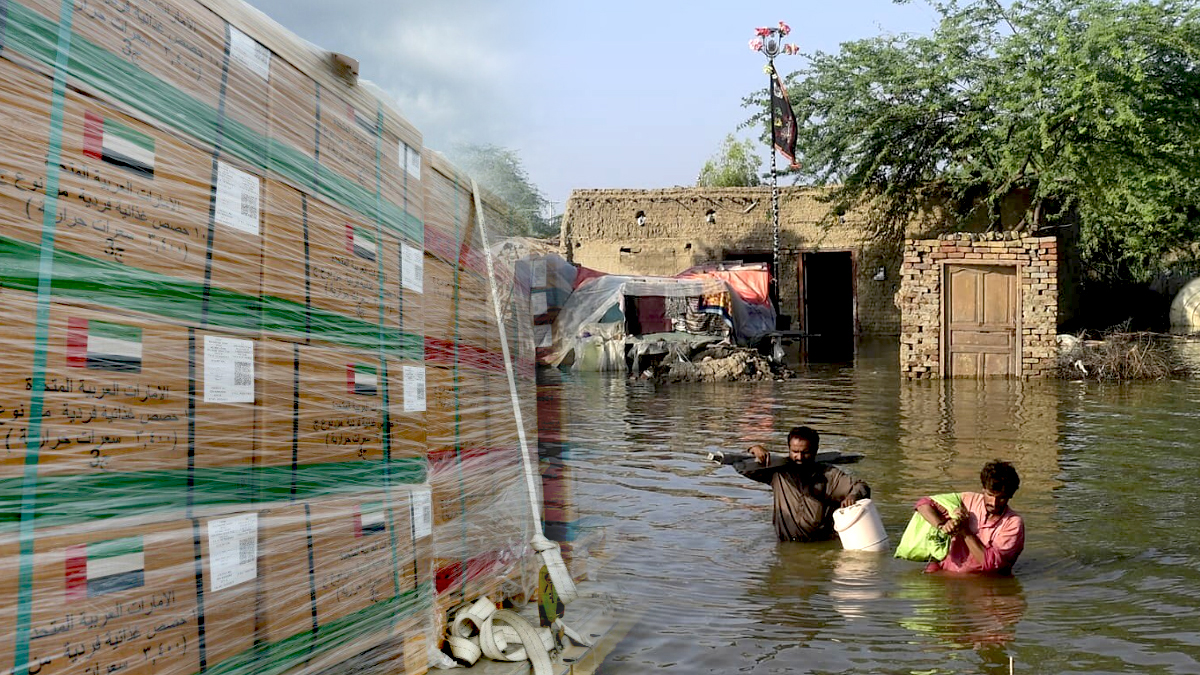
top-left (447, 143), bottom-right (555, 238)
top-left (697, 134), bottom-right (763, 187)
top-left (746, 0), bottom-right (1200, 285)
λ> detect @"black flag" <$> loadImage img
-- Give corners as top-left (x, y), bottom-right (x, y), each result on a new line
top-left (770, 69), bottom-right (799, 169)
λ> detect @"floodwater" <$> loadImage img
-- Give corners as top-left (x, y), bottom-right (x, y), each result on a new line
top-left (553, 339), bottom-right (1200, 674)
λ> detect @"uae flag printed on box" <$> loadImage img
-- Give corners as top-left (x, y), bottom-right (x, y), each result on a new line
top-left (348, 104), bottom-right (378, 137)
top-left (354, 502), bottom-right (386, 537)
top-left (346, 364), bottom-right (377, 396)
top-left (346, 224), bottom-right (377, 262)
top-left (83, 111), bottom-right (156, 179)
top-left (66, 317), bottom-right (143, 373)
top-left (65, 536), bottom-right (145, 600)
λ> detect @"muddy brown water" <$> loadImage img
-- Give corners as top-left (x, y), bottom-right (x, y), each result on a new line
top-left (550, 341), bottom-right (1200, 674)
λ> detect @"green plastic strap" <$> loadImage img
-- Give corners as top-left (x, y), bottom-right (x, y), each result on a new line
top-left (0, 460), bottom-right (427, 533)
top-left (3, 1), bottom-right (423, 245)
top-left (0, 0), bottom-right (9, 52)
top-left (0, 234), bottom-right (424, 360)
top-left (13, 3), bottom-right (74, 673)
top-left (371, 102), bottom-right (404, 610)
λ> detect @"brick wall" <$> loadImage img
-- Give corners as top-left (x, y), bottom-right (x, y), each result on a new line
top-left (899, 233), bottom-right (1059, 378)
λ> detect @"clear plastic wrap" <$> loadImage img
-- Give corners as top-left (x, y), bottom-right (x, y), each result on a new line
top-left (0, 1), bottom-right (565, 673)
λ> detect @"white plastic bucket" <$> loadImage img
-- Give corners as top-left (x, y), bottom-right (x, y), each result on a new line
top-left (833, 498), bottom-right (889, 551)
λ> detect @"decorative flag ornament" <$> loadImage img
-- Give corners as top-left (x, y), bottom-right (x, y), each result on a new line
top-left (749, 22), bottom-right (801, 169)
top-left (750, 20), bottom-right (800, 317)
top-left (771, 69), bottom-right (800, 169)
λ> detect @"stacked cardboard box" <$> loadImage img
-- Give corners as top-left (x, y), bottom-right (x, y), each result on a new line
top-left (0, 0), bottom-right (450, 673)
top-left (0, 0), bottom-right (569, 670)
top-left (420, 154), bottom-right (541, 616)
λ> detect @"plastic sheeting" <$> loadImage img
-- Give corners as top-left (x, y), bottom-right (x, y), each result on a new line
top-left (0, 2), bottom-right (565, 674)
top-left (543, 267), bottom-right (777, 370)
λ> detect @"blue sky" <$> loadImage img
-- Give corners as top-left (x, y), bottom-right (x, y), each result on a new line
top-left (244, 0), bottom-right (940, 215)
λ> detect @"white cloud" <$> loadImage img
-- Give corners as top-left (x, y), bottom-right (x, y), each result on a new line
top-left (244, 0), bottom-right (532, 151)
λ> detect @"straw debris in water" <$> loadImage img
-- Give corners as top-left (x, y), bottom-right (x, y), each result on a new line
top-left (1055, 329), bottom-right (1191, 381)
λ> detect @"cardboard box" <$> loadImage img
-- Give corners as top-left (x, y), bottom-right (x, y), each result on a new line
top-left (264, 54), bottom-right (319, 184)
top-left (260, 340), bottom-right (385, 468)
top-left (259, 180), bottom-right (423, 357)
top-left (4, 514), bottom-right (258, 675)
top-left (0, 290), bottom-right (258, 480)
top-left (254, 503), bottom-right (311, 647)
top-left (423, 365), bottom-right (496, 453)
top-left (258, 490), bottom-right (430, 674)
top-left (262, 66), bottom-right (423, 248)
top-left (262, 181), bottom-right (400, 328)
top-left (20, 0), bottom-right (269, 147)
top-left (422, 155), bottom-right (467, 269)
top-left (0, 59), bottom-right (264, 311)
top-left (260, 341), bottom-right (423, 478)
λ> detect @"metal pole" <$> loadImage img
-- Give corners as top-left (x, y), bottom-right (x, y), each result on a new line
top-left (768, 60), bottom-right (780, 319)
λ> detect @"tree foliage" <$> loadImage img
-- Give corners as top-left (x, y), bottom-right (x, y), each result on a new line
top-left (446, 143), bottom-right (555, 238)
top-left (697, 134), bottom-right (763, 187)
top-left (746, 0), bottom-right (1200, 284)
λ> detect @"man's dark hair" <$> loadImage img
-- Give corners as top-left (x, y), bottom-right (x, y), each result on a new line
top-left (981, 460), bottom-right (1020, 496)
top-left (787, 426), bottom-right (819, 450)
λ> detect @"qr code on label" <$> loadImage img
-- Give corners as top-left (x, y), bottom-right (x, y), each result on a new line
top-left (234, 362), bottom-right (252, 387)
top-left (238, 536), bottom-right (255, 565)
top-left (240, 191), bottom-right (256, 219)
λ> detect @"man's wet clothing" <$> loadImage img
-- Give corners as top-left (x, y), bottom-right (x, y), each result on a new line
top-left (739, 458), bottom-right (871, 542)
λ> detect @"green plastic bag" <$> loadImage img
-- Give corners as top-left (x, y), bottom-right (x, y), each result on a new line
top-left (894, 493), bottom-right (963, 561)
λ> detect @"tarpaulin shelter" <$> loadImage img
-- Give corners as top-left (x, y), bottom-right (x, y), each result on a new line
top-left (543, 261), bottom-right (776, 371)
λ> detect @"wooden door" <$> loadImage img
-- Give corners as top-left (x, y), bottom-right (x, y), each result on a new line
top-left (945, 264), bottom-right (1019, 378)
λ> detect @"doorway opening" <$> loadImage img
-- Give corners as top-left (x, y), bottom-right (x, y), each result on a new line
top-left (801, 251), bottom-right (855, 362)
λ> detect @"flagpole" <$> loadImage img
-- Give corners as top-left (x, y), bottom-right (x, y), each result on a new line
top-left (768, 59), bottom-right (780, 320)
top-left (751, 22), bottom-right (794, 326)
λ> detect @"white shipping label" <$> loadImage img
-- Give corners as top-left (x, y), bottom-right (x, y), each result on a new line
top-left (204, 336), bottom-right (255, 403)
top-left (403, 366), bottom-right (426, 412)
top-left (229, 27), bottom-right (271, 80)
top-left (531, 258), bottom-right (547, 288)
top-left (401, 142), bottom-right (422, 180)
top-left (208, 513), bottom-right (258, 591)
top-left (531, 291), bottom-right (548, 316)
top-left (412, 488), bottom-right (432, 538)
top-left (402, 243), bottom-right (424, 293)
top-left (215, 162), bottom-right (261, 235)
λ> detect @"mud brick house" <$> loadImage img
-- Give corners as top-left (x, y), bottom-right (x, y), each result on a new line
top-left (560, 186), bottom-right (1079, 375)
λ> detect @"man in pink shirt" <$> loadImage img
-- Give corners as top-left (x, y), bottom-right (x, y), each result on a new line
top-left (913, 460), bottom-right (1025, 574)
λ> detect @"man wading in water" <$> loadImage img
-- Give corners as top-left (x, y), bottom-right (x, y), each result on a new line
top-left (740, 426), bottom-right (871, 542)
top-left (913, 460), bottom-right (1025, 574)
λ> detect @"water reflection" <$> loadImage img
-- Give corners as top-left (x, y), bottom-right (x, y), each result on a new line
top-left (557, 341), bottom-right (1200, 674)
top-left (828, 551), bottom-right (886, 620)
top-left (895, 573), bottom-right (1027, 649)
